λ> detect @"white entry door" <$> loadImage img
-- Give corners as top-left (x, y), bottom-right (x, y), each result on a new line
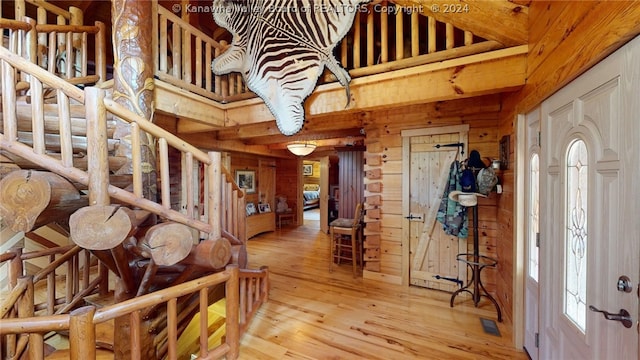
top-left (540, 36), bottom-right (639, 359)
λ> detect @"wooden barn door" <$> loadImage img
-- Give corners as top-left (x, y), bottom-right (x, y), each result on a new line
top-left (402, 125), bottom-right (469, 291)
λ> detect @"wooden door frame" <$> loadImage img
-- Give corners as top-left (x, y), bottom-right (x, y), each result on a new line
top-left (320, 156), bottom-right (330, 233)
top-left (401, 124), bottom-right (469, 286)
top-left (513, 113), bottom-right (526, 349)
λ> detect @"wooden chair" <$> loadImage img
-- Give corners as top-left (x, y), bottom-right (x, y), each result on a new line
top-left (329, 203), bottom-right (363, 277)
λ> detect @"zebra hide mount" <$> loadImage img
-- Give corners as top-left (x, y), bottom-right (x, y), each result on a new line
top-left (211, 0), bottom-right (369, 136)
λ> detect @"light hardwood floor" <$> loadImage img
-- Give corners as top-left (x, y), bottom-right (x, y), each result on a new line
top-left (239, 219), bottom-right (528, 360)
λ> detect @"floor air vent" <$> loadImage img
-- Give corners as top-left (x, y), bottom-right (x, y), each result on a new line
top-left (480, 317), bottom-right (501, 337)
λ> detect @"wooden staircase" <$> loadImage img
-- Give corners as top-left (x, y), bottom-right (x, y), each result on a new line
top-left (0, 3), bottom-right (268, 359)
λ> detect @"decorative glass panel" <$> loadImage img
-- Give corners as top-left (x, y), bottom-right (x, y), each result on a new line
top-left (528, 153), bottom-right (540, 282)
top-left (564, 140), bottom-right (588, 332)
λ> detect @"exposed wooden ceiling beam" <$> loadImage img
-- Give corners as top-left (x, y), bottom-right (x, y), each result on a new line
top-left (182, 135), bottom-right (292, 158)
top-left (154, 80), bottom-right (226, 128)
top-left (392, 0), bottom-right (528, 47)
top-left (214, 113), bottom-right (365, 141)
top-left (248, 128), bottom-right (365, 146)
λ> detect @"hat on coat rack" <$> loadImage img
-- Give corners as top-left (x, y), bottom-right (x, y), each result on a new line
top-left (449, 167), bottom-right (487, 207)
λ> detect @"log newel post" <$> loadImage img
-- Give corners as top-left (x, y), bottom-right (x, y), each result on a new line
top-left (225, 265), bottom-right (240, 359)
top-left (85, 87), bottom-right (109, 206)
top-left (69, 306), bottom-right (97, 360)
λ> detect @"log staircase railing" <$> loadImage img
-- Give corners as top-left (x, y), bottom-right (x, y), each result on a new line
top-left (0, 245), bottom-right (105, 359)
top-left (0, 43), bottom-right (265, 359)
top-left (0, 45), bottom-right (245, 243)
top-left (0, 264), bottom-right (270, 359)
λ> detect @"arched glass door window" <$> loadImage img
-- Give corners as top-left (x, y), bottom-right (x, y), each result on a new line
top-left (564, 139), bottom-right (588, 332)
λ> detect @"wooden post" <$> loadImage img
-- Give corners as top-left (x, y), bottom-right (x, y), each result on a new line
top-left (208, 152), bottom-right (221, 240)
top-left (428, 16), bottom-right (436, 54)
top-left (69, 306), bottom-right (96, 360)
top-left (367, 11), bottom-right (373, 66)
top-left (111, 0), bottom-right (157, 201)
top-left (95, 21), bottom-right (106, 84)
top-left (24, 17), bottom-right (36, 65)
top-left (8, 248), bottom-right (23, 289)
top-left (17, 276), bottom-right (43, 359)
top-left (380, 2), bottom-right (388, 63)
top-left (85, 87), bottom-right (109, 206)
top-left (353, 13), bottom-right (360, 68)
top-left (225, 265), bottom-right (240, 359)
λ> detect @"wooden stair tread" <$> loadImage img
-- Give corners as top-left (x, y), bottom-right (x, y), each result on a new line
top-left (45, 348), bottom-right (114, 359)
top-left (84, 291), bottom-right (115, 308)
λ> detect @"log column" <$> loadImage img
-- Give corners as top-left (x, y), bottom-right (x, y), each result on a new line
top-left (111, 0), bottom-right (157, 202)
top-left (111, 2), bottom-right (157, 359)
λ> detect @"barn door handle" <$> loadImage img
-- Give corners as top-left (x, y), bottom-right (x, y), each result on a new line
top-left (404, 213), bottom-right (423, 221)
top-left (589, 305), bottom-right (633, 328)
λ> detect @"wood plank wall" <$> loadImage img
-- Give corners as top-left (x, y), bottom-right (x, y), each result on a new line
top-left (361, 98), bottom-right (501, 291)
top-left (337, 149), bottom-right (365, 219)
top-left (275, 157), bottom-right (300, 216)
top-left (496, 1), bottom-right (640, 324)
top-left (230, 153), bottom-right (276, 208)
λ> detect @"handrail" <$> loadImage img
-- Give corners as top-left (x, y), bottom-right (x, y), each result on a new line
top-left (0, 45), bottom-right (84, 101)
top-left (24, 0), bottom-right (72, 20)
top-left (103, 98), bottom-right (212, 165)
top-left (0, 18), bottom-right (33, 31)
top-left (0, 245), bottom-right (102, 319)
top-left (0, 265), bottom-right (275, 359)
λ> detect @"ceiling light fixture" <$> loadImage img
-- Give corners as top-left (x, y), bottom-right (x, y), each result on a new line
top-left (287, 142), bottom-right (316, 156)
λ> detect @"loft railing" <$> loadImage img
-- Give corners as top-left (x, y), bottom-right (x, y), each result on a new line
top-left (153, 3), bottom-right (252, 103)
top-left (6, 1), bottom-right (500, 105)
top-left (8, 0), bottom-right (107, 85)
top-left (337, 0), bottom-right (500, 77)
top-left (152, 0), bottom-right (498, 103)
top-left (0, 16), bottom-right (106, 90)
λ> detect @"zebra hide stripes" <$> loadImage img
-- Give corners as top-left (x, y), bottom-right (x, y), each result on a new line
top-left (211, 0), bottom-right (368, 136)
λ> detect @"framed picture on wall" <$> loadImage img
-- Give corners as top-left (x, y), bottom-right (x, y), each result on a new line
top-left (236, 170), bottom-right (256, 194)
top-left (303, 164), bottom-right (313, 176)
